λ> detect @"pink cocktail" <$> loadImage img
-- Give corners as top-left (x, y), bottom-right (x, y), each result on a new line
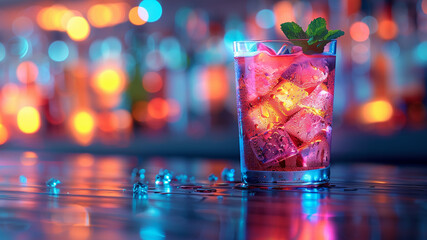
top-left (234, 40), bottom-right (336, 186)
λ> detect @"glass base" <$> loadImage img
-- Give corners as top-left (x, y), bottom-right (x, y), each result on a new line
top-left (242, 167), bottom-right (330, 187)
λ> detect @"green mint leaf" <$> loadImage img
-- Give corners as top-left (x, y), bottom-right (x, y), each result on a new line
top-left (323, 29), bottom-right (345, 41)
top-left (306, 17), bottom-right (327, 37)
top-left (280, 22), bottom-right (308, 40)
top-left (280, 17), bottom-right (344, 54)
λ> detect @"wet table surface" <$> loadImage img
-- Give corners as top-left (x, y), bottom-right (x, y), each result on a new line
top-left (0, 151), bottom-right (426, 240)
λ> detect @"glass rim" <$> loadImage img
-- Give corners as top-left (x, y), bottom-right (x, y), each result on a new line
top-left (234, 39), bottom-right (337, 44)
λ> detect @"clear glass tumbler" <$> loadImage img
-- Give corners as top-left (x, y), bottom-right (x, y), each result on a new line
top-left (234, 40), bottom-right (337, 186)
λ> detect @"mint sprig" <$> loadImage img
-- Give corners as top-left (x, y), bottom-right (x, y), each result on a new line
top-left (280, 17), bottom-right (344, 54)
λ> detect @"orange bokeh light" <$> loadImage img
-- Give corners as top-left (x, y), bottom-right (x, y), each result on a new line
top-left (21, 151), bottom-right (38, 166)
top-left (350, 21), bottom-right (370, 42)
top-left (129, 6), bottom-right (147, 26)
top-left (115, 110), bottom-right (132, 130)
top-left (67, 16), bottom-right (90, 41)
top-left (73, 111), bottom-right (95, 134)
top-left (17, 106), bottom-right (41, 134)
top-left (274, 1), bottom-right (294, 35)
top-left (360, 100), bottom-right (393, 124)
top-left (77, 153), bottom-right (95, 167)
top-left (97, 112), bottom-right (118, 133)
top-left (93, 69), bottom-right (125, 95)
top-left (1, 83), bottom-right (20, 115)
top-left (202, 66), bottom-right (229, 102)
top-left (377, 19), bottom-right (398, 40)
top-left (71, 111), bottom-right (95, 146)
top-left (88, 4), bottom-right (113, 28)
top-left (36, 5), bottom-right (73, 31)
top-left (0, 124), bottom-right (9, 145)
top-left (142, 72), bottom-right (163, 93)
top-left (147, 98), bottom-right (169, 119)
top-left (17, 61), bottom-right (38, 84)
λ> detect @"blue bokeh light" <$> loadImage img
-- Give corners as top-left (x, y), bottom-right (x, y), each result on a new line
top-left (224, 30), bottom-right (245, 52)
top-left (139, 0), bottom-right (163, 22)
top-left (89, 40), bottom-right (103, 61)
top-left (414, 41), bottom-right (427, 64)
top-left (101, 37), bottom-right (122, 58)
top-left (8, 37), bottom-right (29, 58)
top-left (175, 7), bottom-right (192, 30)
top-left (159, 37), bottom-right (185, 70)
top-left (0, 42), bottom-right (6, 62)
top-left (48, 41), bottom-right (69, 62)
top-left (255, 9), bottom-right (276, 29)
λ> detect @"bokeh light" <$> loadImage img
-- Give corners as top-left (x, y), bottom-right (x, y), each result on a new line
top-left (147, 98), bottom-right (169, 119)
top-left (73, 111), bottom-right (95, 134)
top-left (378, 19), bottom-right (398, 40)
top-left (87, 4), bottom-right (112, 28)
top-left (0, 124), bottom-right (9, 145)
top-left (8, 37), bottom-right (29, 58)
top-left (66, 16), bottom-right (90, 41)
top-left (12, 17), bottom-right (34, 37)
top-left (0, 42), bottom-right (6, 62)
top-left (255, 9), bottom-right (276, 29)
top-left (48, 41), bottom-right (69, 62)
top-left (142, 72), bottom-right (163, 93)
top-left (129, 6), bottom-right (147, 25)
top-left (360, 100), bottom-right (393, 124)
top-left (274, 1), bottom-right (295, 34)
top-left (223, 30), bottom-right (245, 52)
top-left (16, 61), bottom-right (39, 84)
top-left (21, 151), bottom-right (38, 166)
top-left (93, 69), bottom-right (125, 95)
top-left (139, 0), bottom-right (162, 22)
top-left (101, 37), bottom-right (122, 58)
top-left (414, 41), bottom-right (427, 64)
top-left (115, 110), bottom-right (132, 130)
top-left (422, 0), bottom-right (427, 14)
top-left (17, 106), bottom-right (41, 134)
top-left (350, 22), bottom-right (370, 42)
top-left (362, 16), bottom-right (378, 34)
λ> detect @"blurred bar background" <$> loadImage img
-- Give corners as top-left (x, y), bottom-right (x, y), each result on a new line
top-left (0, 0), bottom-right (426, 162)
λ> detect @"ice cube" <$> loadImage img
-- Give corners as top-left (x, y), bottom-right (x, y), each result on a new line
top-left (131, 168), bottom-right (138, 179)
top-left (284, 109), bottom-right (327, 142)
top-left (155, 169), bottom-right (173, 185)
top-left (271, 81), bottom-right (308, 116)
top-left (281, 58), bottom-right (329, 89)
top-left (244, 53), bottom-right (295, 101)
top-left (133, 181), bottom-right (148, 199)
top-left (175, 174), bottom-right (188, 183)
top-left (221, 168), bottom-right (235, 182)
top-left (46, 178), bottom-right (61, 188)
top-left (300, 84), bottom-right (333, 120)
top-left (299, 135), bottom-right (330, 167)
top-left (250, 127), bottom-right (298, 164)
top-left (19, 175), bottom-right (27, 184)
top-left (139, 168), bottom-right (146, 180)
top-left (208, 174), bottom-right (218, 182)
top-left (247, 101), bottom-right (284, 134)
